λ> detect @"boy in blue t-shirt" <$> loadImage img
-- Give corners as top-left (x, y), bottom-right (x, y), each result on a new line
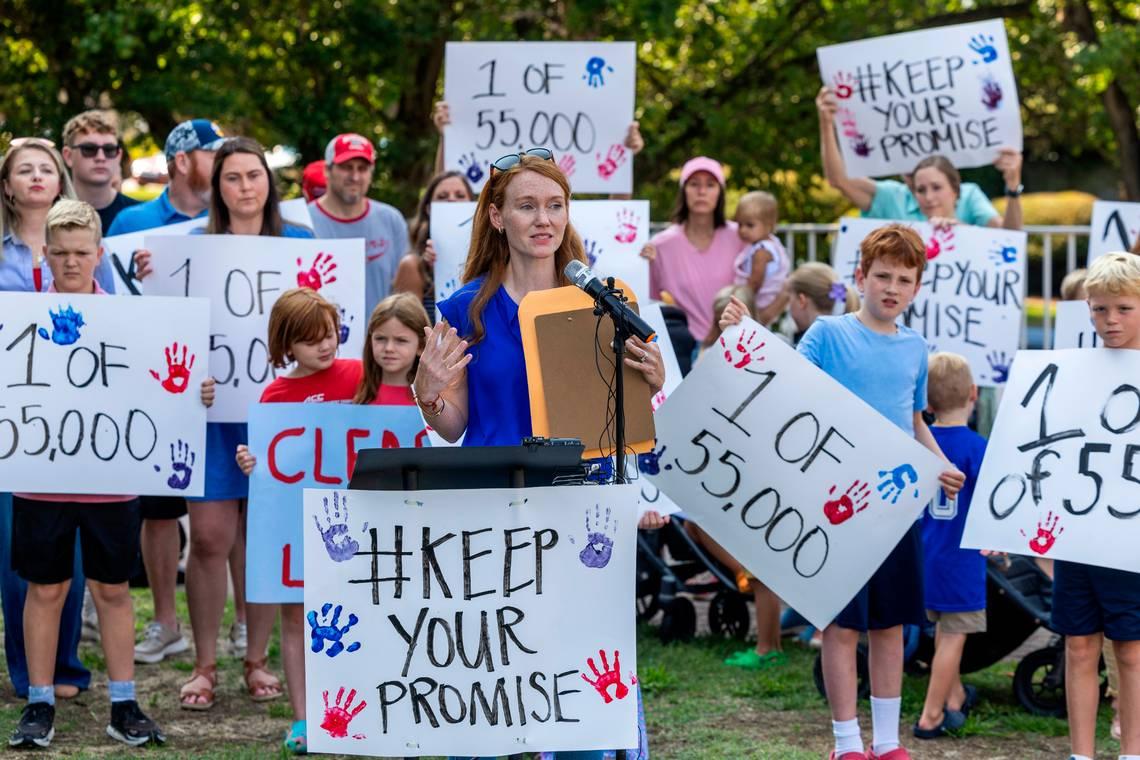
top-left (913, 352), bottom-right (988, 740)
top-left (718, 224), bottom-right (964, 760)
top-left (1055, 252), bottom-right (1140, 760)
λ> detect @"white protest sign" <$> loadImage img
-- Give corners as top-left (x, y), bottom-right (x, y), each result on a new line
top-left (648, 318), bottom-right (944, 628)
top-left (817, 19), bottom-right (1021, 177)
top-left (961, 349), bottom-right (1140, 572)
top-left (106, 201), bottom-right (314, 296)
top-left (1087, 200), bottom-right (1140, 265)
top-left (1053, 300), bottom-right (1099, 349)
top-left (832, 218), bottom-right (1026, 386)
top-left (303, 485), bottom-right (638, 756)
top-left (144, 235), bottom-right (365, 422)
top-left (444, 42), bottom-right (635, 194)
top-left (432, 200), bottom-right (651, 309)
top-left (0, 292), bottom-right (209, 496)
top-left (634, 302), bottom-right (683, 517)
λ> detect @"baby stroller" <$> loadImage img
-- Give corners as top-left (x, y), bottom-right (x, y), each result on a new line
top-left (811, 554), bottom-right (1087, 717)
top-left (635, 513), bottom-right (753, 643)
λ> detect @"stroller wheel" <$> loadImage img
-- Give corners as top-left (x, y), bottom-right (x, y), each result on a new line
top-left (708, 591), bottom-right (749, 639)
top-left (659, 597), bottom-right (697, 644)
top-left (1013, 645), bottom-right (1067, 717)
top-left (813, 645), bottom-right (870, 701)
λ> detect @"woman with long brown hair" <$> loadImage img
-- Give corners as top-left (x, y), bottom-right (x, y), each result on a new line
top-left (412, 149), bottom-right (664, 448)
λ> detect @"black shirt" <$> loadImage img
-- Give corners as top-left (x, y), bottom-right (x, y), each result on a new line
top-left (96, 192), bottom-right (141, 233)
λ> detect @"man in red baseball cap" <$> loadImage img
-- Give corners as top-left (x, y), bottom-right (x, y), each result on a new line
top-left (309, 133), bottom-right (408, 314)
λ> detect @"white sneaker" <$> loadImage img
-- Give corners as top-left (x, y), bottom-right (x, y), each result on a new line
top-left (228, 622), bottom-right (248, 660)
top-left (134, 621), bottom-right (189, 664)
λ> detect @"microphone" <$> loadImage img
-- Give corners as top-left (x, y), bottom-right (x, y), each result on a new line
top-left (564, 260), bottom-right (656, 343)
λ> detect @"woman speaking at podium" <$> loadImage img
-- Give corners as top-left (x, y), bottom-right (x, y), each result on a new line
top-left (412, 148), bottom-right (664, 447)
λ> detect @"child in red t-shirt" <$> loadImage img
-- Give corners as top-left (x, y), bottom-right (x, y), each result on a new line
top-left (352, 292), bottom-right (430, 406)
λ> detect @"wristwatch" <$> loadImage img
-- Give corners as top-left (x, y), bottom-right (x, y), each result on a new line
top-left (1004, 183), bottom-right (1024, 198)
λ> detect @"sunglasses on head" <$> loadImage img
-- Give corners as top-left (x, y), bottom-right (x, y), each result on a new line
top-left (73, 142), bottom-right (121, 159)
top-left (490, 148), bottom-right (554, 175)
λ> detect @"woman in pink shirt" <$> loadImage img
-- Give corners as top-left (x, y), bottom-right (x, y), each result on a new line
top-left (641, 156), bottom-right (744, 345)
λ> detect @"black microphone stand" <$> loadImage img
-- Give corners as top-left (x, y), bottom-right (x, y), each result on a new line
top-left (593, 276), bottom-right (633, 484)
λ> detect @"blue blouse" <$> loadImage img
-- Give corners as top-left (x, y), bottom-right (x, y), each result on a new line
top-left (438, 277), bottom-right (532, 447)
top-left (1, 231), bottom-right (117, 293)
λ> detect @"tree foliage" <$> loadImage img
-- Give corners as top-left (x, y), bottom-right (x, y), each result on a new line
top-left (2, 0), bottom-right (1137, 216)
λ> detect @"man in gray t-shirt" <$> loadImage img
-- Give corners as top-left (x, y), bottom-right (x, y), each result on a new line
top-left (308, 133), bottom-right (409, 315)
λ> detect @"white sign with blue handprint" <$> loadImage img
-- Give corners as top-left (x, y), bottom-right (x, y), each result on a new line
top-left (0, 292), bottom-right (210, 496)
top-left (817, 18), bottom-right (1022, 177)
top-left (443, 41), bottom-right (636, 194)
top-left (302, 485), bottom-right (639, 756)
top-left (833, 217), bottom-right (1026, 387)
top-left (246, 403), bottom-right (428, 603)
top-left (431, 199), bottom-right (650, 320)
top-left (648, 317), bottom-right (944, 629)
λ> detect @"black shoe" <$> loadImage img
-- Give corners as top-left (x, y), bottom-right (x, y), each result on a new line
top-left (106, 700), bottom-right (165, 747)
top-left (913, 708), bottom-right (966, 739)
top-left (9, 702), bottom-right (55, 749)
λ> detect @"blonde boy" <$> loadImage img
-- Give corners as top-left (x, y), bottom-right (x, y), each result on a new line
top-left (1056, 252), bottom-right (1140, 760)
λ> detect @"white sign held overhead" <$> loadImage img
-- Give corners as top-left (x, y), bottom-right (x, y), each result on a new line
top-left (1087, 200), bottom-right (1140, 265)
top-left (832, 218), bottom-right (1026, 387)
top-left (961, 349), bottom-right (1140, 573)
top-left (303, 485), bottom-right (639, 757)
top-left (0, 292), bottom-right (209, 496)
top-left (444, 42), bottom-right (636, 194)
top-left (817, 19), bottom-right (1022, 177)
top-left (143, 234), bottom-right (366, 422)
top-left (648, 318), bottom-right (944, 629)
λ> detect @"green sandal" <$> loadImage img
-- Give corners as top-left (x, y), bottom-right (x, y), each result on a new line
top-left (284, 720), bottom-right (307, 754)
top-left (724, 649), bottom-right (788, 670)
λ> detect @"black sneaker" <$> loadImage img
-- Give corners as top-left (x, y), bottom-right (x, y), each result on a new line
top-left (106, 700), bottom-right (165, 747)
top-left (9, 702), bottom-right (55, 749)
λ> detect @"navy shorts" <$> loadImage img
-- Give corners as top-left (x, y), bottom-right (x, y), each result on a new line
top-left (186, 422), bottom-right (248, 503)
top-left (1052, 560), bottom-right (1140, 641)
top-left (833, 521), bottom-right (926, 632)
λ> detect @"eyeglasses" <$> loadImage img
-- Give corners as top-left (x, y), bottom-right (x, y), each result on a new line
top-left (73, 143), bottom-right (121, 159)
top-left (490, 148), bottom-right (554, 175)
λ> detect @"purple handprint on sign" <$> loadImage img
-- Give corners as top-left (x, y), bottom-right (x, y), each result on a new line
top-left (577, 504), bottom-right (616, 569)
top-left (981, 75), bottom-right (1003, 110)
top-left (583, 238), bottom-right (601, 268)
top-left (458, 153), bottom-right (485, 184)
top-left (987, 350), bottom-right (1011, 384)
top-left (314, 492), bottom-right (358, 562)
top-left (167, 439), bottom-right (196, 490)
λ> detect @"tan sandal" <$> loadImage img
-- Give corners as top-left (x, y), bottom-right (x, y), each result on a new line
top-left (243, 657), bottom-right (283, 703)
top-left (179, 664), bottom-right (217, 711)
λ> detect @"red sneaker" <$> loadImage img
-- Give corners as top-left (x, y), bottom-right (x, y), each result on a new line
top-left (867, 749), bottom-right (911, 760)
top-left (828, 752), bottom-right (869, 760)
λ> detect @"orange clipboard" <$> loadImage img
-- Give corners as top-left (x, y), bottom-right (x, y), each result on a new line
top-left (518, 282), bottom-right (655, 460)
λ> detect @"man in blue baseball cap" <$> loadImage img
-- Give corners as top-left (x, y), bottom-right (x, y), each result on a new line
top-left (107, 119), bottom-right (227, 235)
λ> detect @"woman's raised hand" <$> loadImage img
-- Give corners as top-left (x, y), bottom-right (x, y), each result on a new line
top-left (414, 321), bottom-right (472, 402)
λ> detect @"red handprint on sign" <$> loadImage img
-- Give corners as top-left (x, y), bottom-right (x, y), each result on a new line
top-left (320, 686), bottom-right (367, 739)
top-left (596, 144), bottom-right (627, 179)
top-left (925, 225), bottom-right (956, 260)
top-left (1021, 511), bottom-right (1064, 555)
top-left (297, 252), bottom-right (338, 290)
top-left (149, 342), bottom-right (195, 394)
top-left (832, 71), bottom-right (856, 99)
top-left (557, 153), bottom-right (577, 178)
top-left (581, 649), bottom-right (629, 704)
top-left (614, 208), bottom-right (639, 244)
top-left (719, 330), bottom-right (766, 369)
top-left (822, 481), bottom-right (872, 526)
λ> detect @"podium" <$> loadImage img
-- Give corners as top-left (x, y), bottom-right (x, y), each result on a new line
top-left (347, 438), bottom-right (586, 491)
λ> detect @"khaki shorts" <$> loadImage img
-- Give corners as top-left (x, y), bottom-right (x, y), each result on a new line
top-left (926, 609), bottom-right (987, 634)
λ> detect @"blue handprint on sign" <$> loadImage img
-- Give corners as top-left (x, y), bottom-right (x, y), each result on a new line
top-left (989, 244), bottom-right (1017, 265)
top-left (37, 305), bottom-right (85, 345)
top-left (458, 153), bottom-right (485, 184)
top-left (167, 439), bottom-right (196, 490)
top-left (968, 34), bottom-right (998, 64)
top-left (314, 492), bottom-right (358, 563)
top-left (577, 505), bottom-right (616, 569)
top-left (583, 56), bottom-right (614, 88)
top-left (987, 350), bottom-right (1011, 384)
top-left (877, 463), bottom-right (920, 505)
top-left (583, 238), bottom-right (601, 268)
top-left (307, 603), bottom-right (362, 658)
top-left (637, 444), bottom-right (670, 476)
top-left (338, 307), bottom-right (353, 345)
